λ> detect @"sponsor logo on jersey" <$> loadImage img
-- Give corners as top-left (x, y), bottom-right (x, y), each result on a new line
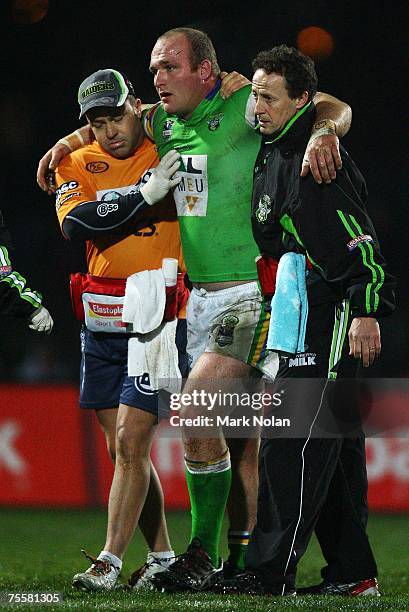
top-left (215, 315), bottom-right (239, 347)
top-left (56, 192), bottom-right (80, 210)
top-left (55, 180), bottom-right (79, 203)
top-left (97, 202), bottom-right (118, 217)
top-left (96, 172), bottom-right (158, 234)
top-left (86, 161), bottom-right (109, 173)
top-left (162, 119), bottom-right (175, 139)
top-left (346, 234), bottom-right (373, 252)
top-left (286, 352), bottom-right (317, 368)
top-left (255, 194), bottom-right (271, 224)
top-left (81, 81), bottom-right (114, 99)
top-left (173, 155), bottom-right (208, 216)
top-left (207, 113), bottom-right (224, 131)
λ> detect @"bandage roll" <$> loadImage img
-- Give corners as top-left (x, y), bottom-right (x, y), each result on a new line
top-left (162, 258), bottom-right (178, 287)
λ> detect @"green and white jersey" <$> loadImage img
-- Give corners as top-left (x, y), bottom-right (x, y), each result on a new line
top-left (144, 84), bottom-right (260, 282)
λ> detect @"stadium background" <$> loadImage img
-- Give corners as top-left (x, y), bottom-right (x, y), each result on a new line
top-left (0, 1), bottom-right (407, 606)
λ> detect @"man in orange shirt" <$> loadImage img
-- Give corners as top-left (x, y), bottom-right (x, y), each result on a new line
top-left (55, 68), bottom-right (184, 591)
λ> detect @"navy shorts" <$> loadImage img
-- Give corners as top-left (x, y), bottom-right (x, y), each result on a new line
top-left (79, 319), bottom-right (188, 414)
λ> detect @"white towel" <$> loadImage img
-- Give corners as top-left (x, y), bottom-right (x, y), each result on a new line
top-left (122, 269), bottom-right (166, 333)
top-left (128, 319), bottom-right (181, 393)
top-left (123, 269), bottom-right (181, 392)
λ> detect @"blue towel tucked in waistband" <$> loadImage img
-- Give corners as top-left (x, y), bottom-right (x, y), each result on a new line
top-left (266, 252), bottom-right (308, 356)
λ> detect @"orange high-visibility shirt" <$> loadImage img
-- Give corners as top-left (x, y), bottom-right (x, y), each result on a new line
top-left (55, 138), bottom-right (184, 278)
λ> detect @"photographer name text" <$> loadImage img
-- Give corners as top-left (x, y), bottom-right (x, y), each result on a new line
top-left (169, 414), bottom-right (291, 427)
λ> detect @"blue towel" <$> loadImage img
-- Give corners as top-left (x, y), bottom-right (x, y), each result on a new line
top-left (267, 253), bottom-right (308, 356)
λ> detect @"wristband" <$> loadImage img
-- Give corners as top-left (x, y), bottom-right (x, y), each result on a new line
top-left (57, 129), bottom-right (86, 152)
top-left (310, 127), bottom-right (337, 139)
top-left (57, 137), bottom-right (72, 151)
top-left (311, 119), bottom-right (337, 138)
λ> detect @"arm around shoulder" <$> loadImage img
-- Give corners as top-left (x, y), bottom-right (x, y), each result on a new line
top-left (301, 92), bottom-right (352, 184)
top-left (37, 125), bottom-right (94, 193)
top-left (313, 91), bottom-right (352, 138)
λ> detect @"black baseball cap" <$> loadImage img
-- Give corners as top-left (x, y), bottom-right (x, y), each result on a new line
top-left (77, 68), bottom-right (136, 119)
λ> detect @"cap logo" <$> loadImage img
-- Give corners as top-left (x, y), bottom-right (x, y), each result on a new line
top-left (81, 81), bottom-right (115, 100)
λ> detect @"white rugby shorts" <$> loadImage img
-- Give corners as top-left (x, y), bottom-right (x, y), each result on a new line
top-left (186, 281), bottom-right (278, 380)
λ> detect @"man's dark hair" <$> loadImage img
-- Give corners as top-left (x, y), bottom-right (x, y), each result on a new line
top-left (252, 45), bottom-right (318, 100)
top-left (160, 27), bottom-right (220, 76)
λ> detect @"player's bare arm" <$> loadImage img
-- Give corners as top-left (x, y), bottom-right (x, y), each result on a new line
top-left (36, 71), bottom-right (250, 193)
top-left (302, 91), bottom-right (352, 184)
top-left (37, 86), bottom-right (351, 192)
top-left (37, 125), bottom-right (93, 193)
top-left (212, 74), bottom-right (352, 186)
top-left (220, 71), bottom-right (251, 99)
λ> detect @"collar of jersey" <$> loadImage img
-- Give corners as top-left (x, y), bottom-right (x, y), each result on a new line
top-left (205, 79), bottom-right (221, 101)
top-left (263, 101), bottom-right (312, 144)
top-left (176, 79), bottom-right (222, 126)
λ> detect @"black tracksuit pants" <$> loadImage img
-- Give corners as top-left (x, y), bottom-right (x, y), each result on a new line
top-left (246, 300), bottom-right (377, 590)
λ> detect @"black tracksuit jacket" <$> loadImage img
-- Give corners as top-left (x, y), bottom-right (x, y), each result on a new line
top-left (251, 102), bottom-right (396, 318)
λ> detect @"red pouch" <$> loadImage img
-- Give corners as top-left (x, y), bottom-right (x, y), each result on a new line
top-left (163, 272), bottom-right (190, 321)
top-left (70, 272), bottom-right (190, 325)
top-left (255, 255), bottom-right (279, 299)
top-left (69, 273), bottom-right (126, 323)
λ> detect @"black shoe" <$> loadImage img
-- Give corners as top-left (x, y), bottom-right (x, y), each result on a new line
top-left (212, 559), bottom-right (242, 587)
top-left (213, 570), bottom-right (296, 596)
top-left (298, 577), bottom-right (380, 597)
top-left (222, 559), bottom-right (243, 580)
top-left (150, 538), bottom-right (222, 593)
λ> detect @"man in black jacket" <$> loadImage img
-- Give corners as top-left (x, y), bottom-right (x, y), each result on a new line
top-left (0, 210), bottom-right (53, 333)
top-left (217, 45), bottom-right (396, 597)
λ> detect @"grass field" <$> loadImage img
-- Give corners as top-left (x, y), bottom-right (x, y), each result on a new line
top-left (0, 508), bottom-right (408, 611)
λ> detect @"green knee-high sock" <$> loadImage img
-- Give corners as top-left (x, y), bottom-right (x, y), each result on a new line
top-left (227, 529), bottom-right (250, 569)
top-left (185, 457), bottom-right (232, 567)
